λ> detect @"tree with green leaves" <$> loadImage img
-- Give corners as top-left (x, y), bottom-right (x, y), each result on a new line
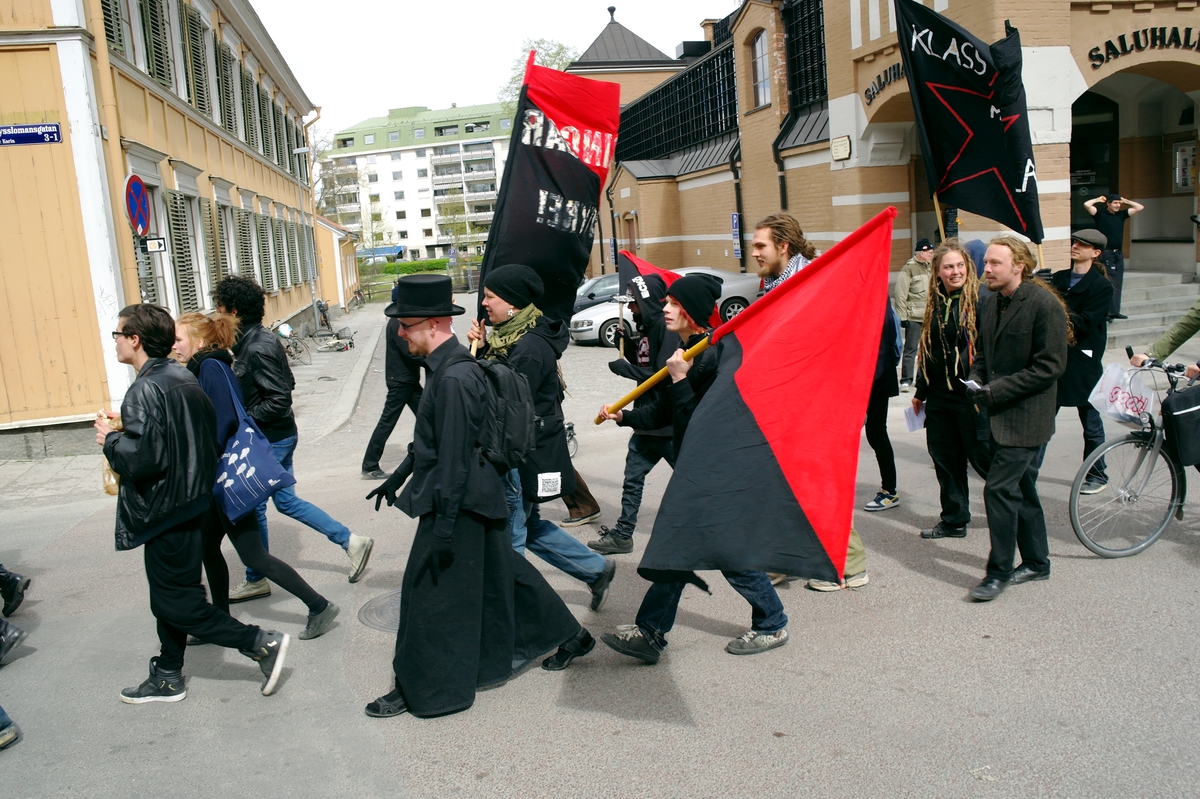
top-left (499, 38), bottom-right (580, 113)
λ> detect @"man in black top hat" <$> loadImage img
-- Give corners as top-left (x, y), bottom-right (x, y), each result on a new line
top-left (1084, 193), bottom-right (1143, 320)
top-left (363, 274), bottom-right (591, 719)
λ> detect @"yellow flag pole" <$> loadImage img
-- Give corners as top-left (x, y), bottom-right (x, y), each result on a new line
top-left (1036, 242), bottom-right (1046, 272)
top-left (932, 193), bottom-right (947, 242)
top-left (594, 335), bottom-right (711, 424)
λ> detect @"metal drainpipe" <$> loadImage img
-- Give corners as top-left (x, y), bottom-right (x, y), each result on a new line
top-left (729, 142), bottom-right (747, 273)
top-left (772, 111), bottom-right (797, 211)
top-left (606, 182), bottom-right (618, 275)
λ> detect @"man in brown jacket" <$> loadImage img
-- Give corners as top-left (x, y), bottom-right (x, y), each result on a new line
top-left (966, 236), bottom-right (1068, 601)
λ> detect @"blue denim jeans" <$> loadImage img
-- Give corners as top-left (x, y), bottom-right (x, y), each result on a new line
top-left (1036, 405), bottom-right (1107, 484)
top-left (0, 703), bottom-right (11, 730)
top-left (248, 434), bottom-right (351, 582)
top-left (613, 434), bottom-right (675, 538)
top-left (635, 570), bottom-right (787, 651)
top-left (505, 468), bottom-right (605, 584)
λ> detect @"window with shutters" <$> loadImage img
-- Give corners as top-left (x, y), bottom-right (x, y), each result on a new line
top-left (257, 85), bottom-right (275, 161)
top-left (179, 5), bottom-right (210, 116)
top-left (214, 204), bottom-right (233, 280)
top-left (271, 217), bottom-right (288, 289)
top-left (285, 221), bottom-right (301, 285)
top-left (199, 197), bottom-right (219, 291)
top-left (214, 40), bottom-right (238, 135)
top-left (273, 104), bottom-right (287, 170)
top-left (304, 224), bottom-right (317, 281)
top-left (296, 222), bottom-right (310, 282)
top-left (255, 213), bottom-right (276, 292)
top-left (138, 0), bottom-right (174, 90)
top-left (233, 207), bottom-right (255, 279)
top-left (283, 120), bottom-right (296, 175)
top-left (101, 0), bottom-right (131, 58)
top-left (240, 67), bottom-right (259, 150)
top-left (132, 231), bottom-right (161, 303)
top-left (164, 191), bottom-right (202, 312)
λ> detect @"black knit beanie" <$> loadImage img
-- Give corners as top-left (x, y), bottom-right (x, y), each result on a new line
top-left (484, 264), bottom-right (543, 308)
top-left (667, 274), bottom-right (722, 328)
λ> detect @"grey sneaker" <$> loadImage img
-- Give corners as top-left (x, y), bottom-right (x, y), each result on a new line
top-left (347, 533), bottom-right (374, 583)
top-left (299, 601), bottom-right (340, 640)
top-left (229, 578), bottom-right (271, 603)
top-left (587, 526), bottom-right (633, 554)
top-left (0, 723), bottom-right (17, 750)
top-left (120, 657), bottom-right (186, 704)
top-left (725, 628), bottom-right (789, 655)
top-left (589, 558), bottom-right (617, 612)
top-left (1079, 480), bottom-right (1108, 495)
top-left (600, 624), bottom-right (660, 664)
top-left (243, 630), bottom-right (289, 696)
top-left (806, 571), bottom-right (869, 591)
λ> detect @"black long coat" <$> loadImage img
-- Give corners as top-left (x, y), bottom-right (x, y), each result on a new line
top-left (1050, 266), bottom-right (1114, 407)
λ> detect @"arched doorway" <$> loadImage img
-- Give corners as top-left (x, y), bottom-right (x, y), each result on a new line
top-left (1070, 92), bottom-right (1119, 229)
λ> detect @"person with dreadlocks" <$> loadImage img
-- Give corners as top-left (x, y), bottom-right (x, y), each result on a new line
top-left (913, 240), bottom-right (993, 541)
top-left (965, 236), bottom-right (1069, 602)
top-left (467, 264), bottom-right (618, 620)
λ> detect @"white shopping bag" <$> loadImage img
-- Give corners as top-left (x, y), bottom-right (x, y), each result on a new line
top-left (1088, 362), bottom-right (1158, 428)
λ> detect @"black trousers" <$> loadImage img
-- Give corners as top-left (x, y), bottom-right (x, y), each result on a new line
top-left (926, 398), bottom-right (992, 526)
top-left (982, 443), bottom-right (1050, 581)
top-left (1103, 249), bottom-right (1124, 315)
top-left (144, 517), bottom-right (259, 671)
top-left (201, 500), bottom-right (327, 615)
top-left (362, 382), bottom-right (422, 471)
top-left (864, 392), bottom-right (897, 494)
top-left (900, 321), bottom-right (921, 384)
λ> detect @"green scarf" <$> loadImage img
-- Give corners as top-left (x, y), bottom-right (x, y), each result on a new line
top-left (486, 304), bottom-right (543, 357)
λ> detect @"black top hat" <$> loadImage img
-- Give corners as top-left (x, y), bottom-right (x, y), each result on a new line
top-left (384, 274), bottom-right (465, 318)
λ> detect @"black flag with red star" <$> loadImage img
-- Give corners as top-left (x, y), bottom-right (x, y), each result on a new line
top-left (895, 0), bottom-right (1043, 243)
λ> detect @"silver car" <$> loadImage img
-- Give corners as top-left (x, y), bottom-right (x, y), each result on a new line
top-left (568, 266), bottom-right (762, 347)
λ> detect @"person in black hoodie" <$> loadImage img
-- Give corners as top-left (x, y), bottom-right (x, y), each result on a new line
top-left (173, 312), bottom-right (338, 641)
top-left (913, 240), bottom-right (993, 539)
top-left (467, 264), bottom-right (617, 613)
top-left (588, 273), bottom-right (680, 555)
top-left (598, 274), bottom-right (789, 663)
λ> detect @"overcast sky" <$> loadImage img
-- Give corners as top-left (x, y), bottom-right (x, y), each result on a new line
top-left (251, 0), bottom-right (740, 139)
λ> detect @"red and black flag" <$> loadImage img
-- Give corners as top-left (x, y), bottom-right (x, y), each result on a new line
top-left (478, 54), bottom-right (621, 323)
top-left (617, 251), bottom-right (722, 329)
top-left (638, 209), bottom-right (897, 584)
top-left (895, 0), bottom-right (1043, 243)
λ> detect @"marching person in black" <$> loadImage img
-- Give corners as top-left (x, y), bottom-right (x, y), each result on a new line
top-left (361, 317), bottom-right (426, 479)
top-left (364, 274), bottom-right (592, 719)
top-left (1040, 229), bottom-right (1114, 493)
top-left (966, 237), bottom-right (1069, 601)
top-left (588, 272), bottom-right (680, 555)
top-left (598, 274), bottom-right (789, 662)
top-left (913, 240), bottom-right (992, 540)
top-left (467, 264), bottom-right (616, 612)
top-left (94, 304), bottom-right (289, 702)
top-left (1084, 193), bottom-right (1142, 319)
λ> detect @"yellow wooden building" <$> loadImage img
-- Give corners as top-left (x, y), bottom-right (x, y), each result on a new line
top-left (0, 0), bottom-right (335, 437)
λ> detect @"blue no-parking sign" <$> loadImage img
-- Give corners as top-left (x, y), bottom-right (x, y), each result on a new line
top-left (125, 175), bottom-right (151, 237)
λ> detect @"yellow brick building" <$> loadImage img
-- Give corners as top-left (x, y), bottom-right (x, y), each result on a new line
top-left (583, 1), bottom-right (1200, 289)
top-left (0, 0), bottom-right (335, 435)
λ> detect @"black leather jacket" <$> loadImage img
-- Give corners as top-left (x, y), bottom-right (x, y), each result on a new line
top-left (231, 322), bottom-right (298, 442)
top-left (104, 358), bottom-right (219, 550)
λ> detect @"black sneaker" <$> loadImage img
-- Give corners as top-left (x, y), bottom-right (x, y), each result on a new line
top-left (120, 657), bottom-right (186, 704)
top-left (601, 625), bottom-right (660, 664)
top-left (365, 687), bottom-right (408, 718)
top-left (588, 558), bottom-right (617, 612)
top-left (0, 619), bottom-right (26, 664)
top-left (0, 571), bottom-right (29, 617)
top-left (921, 522), bottom-right (967, 539)
top-left (243, 630), bottom-right (290, 696)
top-left (541, 628), bottom-right (595, 671)
top-left (299, 601), bottom-right (340, 640)
top-left (587, 527), bottom-right (633, 554)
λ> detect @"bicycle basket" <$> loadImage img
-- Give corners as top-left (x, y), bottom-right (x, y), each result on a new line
top-left (1162, 383), bottom-right (1200, 466)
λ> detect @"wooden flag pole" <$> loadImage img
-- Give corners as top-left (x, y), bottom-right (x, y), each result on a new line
top-left (595, 335), bottom-right (711, 424)
top-left (932, 193), bottom-right (947, 243)
top-left (617, 299), bottom-right (627, 358)
top-left (1036, 242), bottom-right (1046, 272)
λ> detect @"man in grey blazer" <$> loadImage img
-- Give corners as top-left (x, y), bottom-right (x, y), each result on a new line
top-left (966, 236), bottom-right (1069, 601)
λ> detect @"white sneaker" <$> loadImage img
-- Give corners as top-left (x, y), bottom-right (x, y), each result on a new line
top-left (806, 571), bottom-right (869, 591)
top-left (347, 533), bottom-right (374, 583)
top-left (864, 491), bottom-right (899, 511)
top-left (229, 578), bottom-right (271, 603)
top-left (725, 628), bottom-right (789, 655)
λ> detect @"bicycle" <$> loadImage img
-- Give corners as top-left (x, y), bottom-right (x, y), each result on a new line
top-left (271, 320), bottom-right (312, 366)
top-left (349, 288), bottom-right (366, 310)
top-left (316, 299), bottom-right (332, 332)
top-left (1069, 348), bottom-right (1191, 557)
top-left (565, 421), bottom-right (578, 459)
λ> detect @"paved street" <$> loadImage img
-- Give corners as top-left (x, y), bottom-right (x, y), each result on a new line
top-left (2, 299), bottom-right (1199, 797)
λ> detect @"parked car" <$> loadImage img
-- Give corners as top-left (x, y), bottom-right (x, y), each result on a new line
top-left (574, 272), bottom-right (621, 314)
top-left (569, 266), bottom-right (762, 347)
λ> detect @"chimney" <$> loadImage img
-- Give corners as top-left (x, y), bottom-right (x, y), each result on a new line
top-left (700, 19), bottom-right (718, 43)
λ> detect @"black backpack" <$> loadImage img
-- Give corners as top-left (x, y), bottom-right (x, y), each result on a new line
top-left (437, 351), bottom-right (536, 470)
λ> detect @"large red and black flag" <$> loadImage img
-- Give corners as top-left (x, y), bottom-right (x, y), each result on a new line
top-left (895, 0), bottom-right (1043, 243)
top-left (478, 54), bottom-right (621, 323)
top-left (617, 251), bottom-right (722, 329)
top-left (638, 209), bottom-right (897, 584)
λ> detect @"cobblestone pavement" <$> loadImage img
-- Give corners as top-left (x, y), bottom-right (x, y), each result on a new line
top-left (2, 299), bottom-right (1199, 798)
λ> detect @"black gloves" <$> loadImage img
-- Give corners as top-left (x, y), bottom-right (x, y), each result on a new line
top-left (365, 453), bottom-right (415, 511)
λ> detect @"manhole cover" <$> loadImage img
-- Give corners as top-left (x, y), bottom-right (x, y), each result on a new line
top-left (358, 589), bottom-right (402, 632)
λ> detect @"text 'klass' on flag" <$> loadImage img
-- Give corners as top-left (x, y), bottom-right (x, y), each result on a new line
top-left (895, 0), bottom-right (1043, 243)
top-left (638, 209), bottom-right (897, 585)
top-left (477, 53), bottom-right (621, 324)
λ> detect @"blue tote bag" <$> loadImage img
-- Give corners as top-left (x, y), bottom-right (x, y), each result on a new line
top-left (213, 366), bottom-right (295, 520)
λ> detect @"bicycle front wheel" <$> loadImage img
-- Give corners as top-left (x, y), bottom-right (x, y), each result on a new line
top-left (1069, 434), bottom-right (1181, 558)
top-left (288, 337), bottom-right (312, 366)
